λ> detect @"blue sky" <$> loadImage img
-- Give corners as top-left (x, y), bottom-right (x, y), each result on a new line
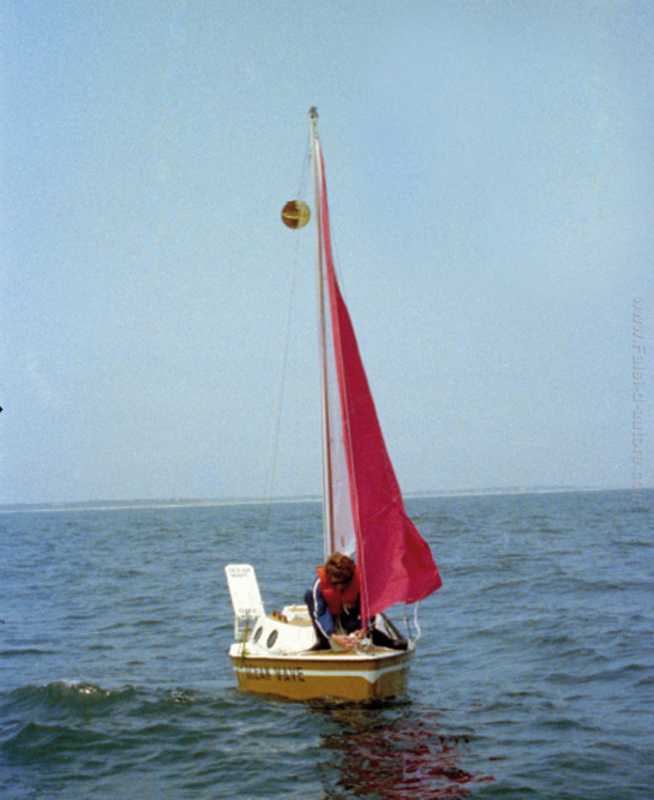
top-left (2, 1), bottom-right (653, 504)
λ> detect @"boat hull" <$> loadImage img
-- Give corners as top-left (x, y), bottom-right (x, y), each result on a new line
top-left (228, 644), bottom-right (414, 702)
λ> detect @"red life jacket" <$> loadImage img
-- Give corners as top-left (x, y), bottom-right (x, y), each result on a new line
top-left (316, 565), bottom-right (360, 615)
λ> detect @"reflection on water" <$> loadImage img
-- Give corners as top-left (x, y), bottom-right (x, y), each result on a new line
top-left (315, 702), bottom-right (493, 799)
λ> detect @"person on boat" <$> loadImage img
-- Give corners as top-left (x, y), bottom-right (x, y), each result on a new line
top-left (305, 552), bottom-right (407, 651)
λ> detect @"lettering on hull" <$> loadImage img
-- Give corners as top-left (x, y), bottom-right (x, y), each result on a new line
top-left (243, 665), bottom-right (305, 682)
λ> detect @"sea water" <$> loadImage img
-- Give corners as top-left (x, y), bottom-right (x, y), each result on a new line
top-left (1, 490), bottom-right (652, 799)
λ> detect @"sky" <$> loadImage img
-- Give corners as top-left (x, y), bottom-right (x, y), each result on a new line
top-left (2, 0), bottom-right (653, 505)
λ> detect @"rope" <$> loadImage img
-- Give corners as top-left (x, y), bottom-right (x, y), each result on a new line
top-left (262, 132), bottom-right (313, 593)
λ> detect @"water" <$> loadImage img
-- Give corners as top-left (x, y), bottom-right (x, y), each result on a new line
top-left (1, 490), bottom-right (652, 799)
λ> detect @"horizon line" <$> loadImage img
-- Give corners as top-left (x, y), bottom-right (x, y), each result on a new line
top-left (0, 484), bottom-right (650, 514)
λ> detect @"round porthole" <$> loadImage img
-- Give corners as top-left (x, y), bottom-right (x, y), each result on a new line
top-left (266, 630), bottom-right (278, 649)
top-left (253, 627), bottom-right (263, 642)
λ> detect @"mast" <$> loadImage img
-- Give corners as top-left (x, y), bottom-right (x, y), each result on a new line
top-left (311, 108), bottom-right (335, 560)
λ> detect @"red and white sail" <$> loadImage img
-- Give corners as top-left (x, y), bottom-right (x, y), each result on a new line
top-left (311, 117), bottom-right (442, 621)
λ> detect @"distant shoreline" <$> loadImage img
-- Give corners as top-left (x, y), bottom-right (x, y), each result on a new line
top-left (0, 485), bottom-right (650, 515)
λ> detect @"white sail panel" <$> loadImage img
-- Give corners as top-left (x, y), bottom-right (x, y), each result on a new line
top-left (314, 135), bottom-right (356, 560)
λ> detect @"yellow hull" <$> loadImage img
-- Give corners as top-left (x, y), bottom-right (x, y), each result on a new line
top-left (229, 645), bottom-right (414, 702)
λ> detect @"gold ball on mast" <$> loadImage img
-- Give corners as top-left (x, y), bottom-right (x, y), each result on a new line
top-left (281, 200), bottom-right (311, 229)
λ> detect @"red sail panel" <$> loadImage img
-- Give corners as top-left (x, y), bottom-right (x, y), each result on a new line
top-left (316, 141), bottom-right (442, 620)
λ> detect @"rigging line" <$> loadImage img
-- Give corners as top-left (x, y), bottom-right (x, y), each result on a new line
top-left (264, 234), bottom-right (301, 501)
top-left (262, 136), bottom-right (312, 566)
top-left (297, 128), bottom-right (312, 201)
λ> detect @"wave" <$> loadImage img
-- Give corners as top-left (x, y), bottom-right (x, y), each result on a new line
top-left (0, 681), bottom-right (211, 716)
top-left (0, 681), bottom-right (255, 726)
top-left (1, 681), bottom-right (135, 718)
top-left (0, 648), bottom-right (58, 658)
top-left (0, 682), bottom-right (244, 771)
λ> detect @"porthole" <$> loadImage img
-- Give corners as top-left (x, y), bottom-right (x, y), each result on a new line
top-left (266, 630), bottom-right (278, 649)
top-left (253, 627), bottom-right (263, 642)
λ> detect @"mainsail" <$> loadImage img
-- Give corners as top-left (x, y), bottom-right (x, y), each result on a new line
top-left (311, 114), bottom-right (442, 621)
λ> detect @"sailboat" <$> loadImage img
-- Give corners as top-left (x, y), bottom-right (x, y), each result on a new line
top-left (225, 108), bottom-right (441, 702)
